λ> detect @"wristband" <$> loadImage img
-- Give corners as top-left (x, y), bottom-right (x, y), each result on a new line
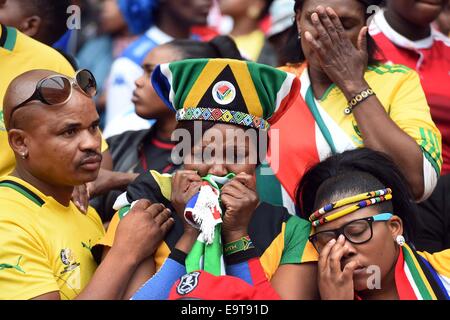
top-left (224, 235), bottom-right (255, 256)
top-left (169, 248), bottom-right (188, 265)
top-left (225, 247), bottom-right (260, 265)
top-left (344, 88), bottom-right (375, 115)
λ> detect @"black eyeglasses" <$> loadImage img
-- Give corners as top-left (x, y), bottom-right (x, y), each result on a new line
top-left (10, 69), bottom-right (97, 119)
top-left (308, 213), bottom-right (393, 253)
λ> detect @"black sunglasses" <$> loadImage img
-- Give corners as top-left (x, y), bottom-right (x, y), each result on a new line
top-left (10, 69), bottom-right (97, 119)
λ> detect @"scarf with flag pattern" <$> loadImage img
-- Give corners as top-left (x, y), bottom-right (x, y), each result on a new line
top-left (184, 173), bottom-right (235, 276)
top-left (394, 243), bottom-right (449, 300)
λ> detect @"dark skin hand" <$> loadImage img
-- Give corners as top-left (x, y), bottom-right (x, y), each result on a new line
top-left (171, 170), bottom-right (202, 253)
top-left (33, 199), bottom-right (174, 300)
top-left (317, 235), bottom-right (361, 300)
top-left (220, 172), bottom-right (259, 243)
top-left (114, 170), bottom-right (203, 299)
top-left (72, 152), bottom-right (139, 213)
top-left (302, 5), bottom-right (424, 199)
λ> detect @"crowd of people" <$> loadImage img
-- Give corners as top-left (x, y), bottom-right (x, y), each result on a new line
top-left (0, 0), bottom-right (449, 300)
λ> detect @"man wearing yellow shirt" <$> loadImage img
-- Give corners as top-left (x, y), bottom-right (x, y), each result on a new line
top-left (0, 24), bottom-right (76, 178)
top-left (0, 25), bottom-right (140, 215)
top-left (0, 69), bottom-right (174, 300)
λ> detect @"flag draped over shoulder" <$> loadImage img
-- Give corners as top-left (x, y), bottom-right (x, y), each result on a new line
top-left (394, 244), bottom-right (450, 300)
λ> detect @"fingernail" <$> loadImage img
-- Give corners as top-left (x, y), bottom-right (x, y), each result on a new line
top-left (311, 13), bottom-right (319, 22)
top-left (339, 234), bottom-right (345, 241)
top-left (329, 239), bottom-right (336, 245)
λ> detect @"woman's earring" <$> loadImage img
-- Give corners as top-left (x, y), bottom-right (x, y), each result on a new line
top-left (20, 152), bottom-right (28, 160)
top-left (396, 235), bottom-right (405, 246)
top-left (298, 31), bottom-right (302, 39)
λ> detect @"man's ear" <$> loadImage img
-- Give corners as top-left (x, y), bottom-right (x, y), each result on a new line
top-left (8, 129), bottom-right (29, 158)
top-left (388, 215), bottom-right (404, 240)
top-left (19, 15), bottom-right (42, 38)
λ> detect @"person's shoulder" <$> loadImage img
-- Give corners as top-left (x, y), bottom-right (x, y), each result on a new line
top-left (127, 170), bottom-right (172, 204)
top-left (0, 178), bottom-right (46, 220)
top-left (0, 191), bottom-right (39, 228)
top-left (277, 63), bottom-right (305, 78)
top-left (252, 202), bottom-right (311, 234)
top-left (432, 29), bottom-right (450, 49)
top-left (119, 32), bottom-right (159, 66)
top-left (106, 128), bottom-right (149, 149)
top-left (250, 202), bottom-right (292, 238)
top-left (417, 249), bottom-right (450, 279)
top-left (11, 29), bottom-right (74, 75)
top-left (367, 63), bottom-right (413, 76)
top-left (366, 62), bottom-right (419, 85)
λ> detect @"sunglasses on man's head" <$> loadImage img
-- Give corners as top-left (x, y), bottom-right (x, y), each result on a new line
top-left (9, 69), bottom-right (97, 119)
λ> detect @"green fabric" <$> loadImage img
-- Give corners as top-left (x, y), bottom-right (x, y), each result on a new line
top-left (4, 26), bottom-right (17, 51)
top-left (419, 127), bottom-right (442, 176)
top-left (402, 246), bottom-right (433, 300)
top-left (320, 83), bottom-right (336, 101)
top-left (247, 62), bottom-right (287, 119)
top-left (280, 216), bottom-right (312, 265)
top-left (169, 59), bottom-right (208, 109)
top-left (367, 64), bottom-right (410, 75)
top-left (256, 163), bottom-right (284, 208)
top-left (305, 86), bottom-right (337, 154)
top-left (118, 205), bottom-right (131, 219)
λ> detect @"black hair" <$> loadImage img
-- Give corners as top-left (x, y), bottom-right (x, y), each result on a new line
top-left (19, 0), bottom-right (71, 45)
top-left (286, 0), bottom-right (382, 65)
top-left (296, 148), bottom-right (417, 242)
top-left (167, 35), bottom-right (243, 60)
top-left (260, 0), bottom-right (275, 20)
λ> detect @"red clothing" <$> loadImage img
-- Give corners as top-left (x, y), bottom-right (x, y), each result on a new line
top-left (370, 10), bottom-right (450, 174)
top-left (169, 258), bottom-right (280, 300)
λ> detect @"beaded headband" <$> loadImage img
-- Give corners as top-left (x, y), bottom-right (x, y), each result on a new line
top-left (309, 188), bottom-right (393, 227)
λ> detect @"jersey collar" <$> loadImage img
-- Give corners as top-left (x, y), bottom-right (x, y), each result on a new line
top-left (0, 24), bottom-right (17, 51)
top-left (373, 9), bottom-right (437, 50)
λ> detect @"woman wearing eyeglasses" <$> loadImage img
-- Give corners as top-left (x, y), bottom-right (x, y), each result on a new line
top-left (296, 148), bottom-right (450, 300)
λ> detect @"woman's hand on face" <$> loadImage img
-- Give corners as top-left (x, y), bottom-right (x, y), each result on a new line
top-left (305, 6), bottom-right (370, 99)
top-left (171, 170), bottom-right (202, 233)
top-left (317, 235), bottom-right (361, 300)
top-left (220, 173), bottom-right (259, 243)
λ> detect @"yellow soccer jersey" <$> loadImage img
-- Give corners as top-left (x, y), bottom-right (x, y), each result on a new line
top-left (0, 25), bottom-right (108, 177)
top-left (319, 64), bottom-right (442, 175)
top-left (0, 176), bottom-right (105, 300)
